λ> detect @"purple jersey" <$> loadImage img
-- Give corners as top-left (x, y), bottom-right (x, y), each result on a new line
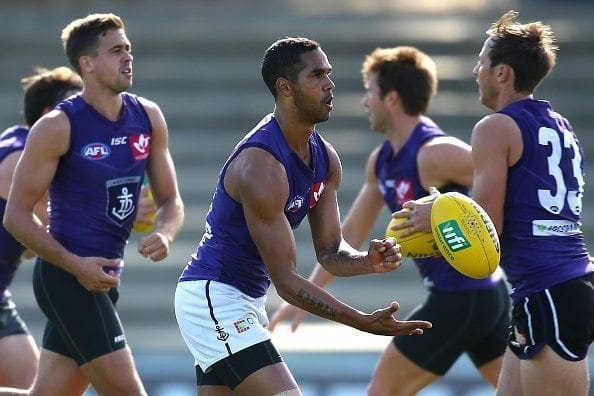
top-left (376, 116), bottom-right (502, 291)
top-left (180, 114), bottom-right (330, 297)
top-left (0, 126), bottom-right (29, 302)
top-left (51, 93), bottom-right (151, 260)
top-left (498, 99), bottom-right (592, 302)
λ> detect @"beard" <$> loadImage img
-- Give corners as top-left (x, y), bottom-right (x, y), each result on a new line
top-left (293, 90), bottom-right (331, 125)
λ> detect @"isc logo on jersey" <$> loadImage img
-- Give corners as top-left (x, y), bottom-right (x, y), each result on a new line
top-left (82, 143), bottom-right (110, 160)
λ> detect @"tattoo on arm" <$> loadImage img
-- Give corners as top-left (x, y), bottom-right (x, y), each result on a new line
top-left (332, 249), bottom-right (359, 265)
top-left (296, 288), bottom-right (336, 319)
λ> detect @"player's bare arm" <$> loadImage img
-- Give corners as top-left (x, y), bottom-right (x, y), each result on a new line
top-left (0, 151), bottom-right (20, 200)
top-left (417, 136), bottom-right (474, 190)
top-left (471, 113), bottom-right (520, 234)
top-left (309, 143), bottom-right (400, 276)
top-left (341, 146), bottom-right (386, 246)
top-left (0, 149), bottom-right (47, 260)
top-left (3, 111), bottom-right (119, 292)
top-left (390, 136), bottom-right (474, 237)
top-left (226, 146), bottom-right (429, 336)
top-left (269, 146), bottom-right (385, 332)
top-left (137, 98), bottom-right (184, 262)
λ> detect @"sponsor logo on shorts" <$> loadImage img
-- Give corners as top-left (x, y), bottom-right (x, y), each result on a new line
top-left (114, 334), bottom-right (126, 343)
top-left (234, 319), bottom-right (250, 333)
top-left (233, 314), bottom-right (255, 334)
top-left (435, 220), bottom-right (471, 253)
top-left (215, 325), bottom-right (229, 342)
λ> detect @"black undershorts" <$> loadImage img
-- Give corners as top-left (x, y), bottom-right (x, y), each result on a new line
top-left (196, 340), bottom-right (283, 389)
top-left (33, 258), bottom-right (126, 365)
top-left (509, 272), bottom-right (594, 361)
top-left (395, 281), bottom-right (510, 375)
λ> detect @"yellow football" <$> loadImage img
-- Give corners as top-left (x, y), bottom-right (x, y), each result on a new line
top-left (132, 220), bottom-right (154, 233)
top-left (385, 195), bottom-right (440, 259)
top-left (430, 192), bottom-right (500, 279)
top-left (132, 188), bottom-right (156, 233)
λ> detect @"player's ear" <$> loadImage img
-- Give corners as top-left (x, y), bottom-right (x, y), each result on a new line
top-left (496, 64), bottom-right (511, 82)
top-left (276, 77), bottom-right (293, 97)
top-left (79, 56), bottom-right (93, 74)
top-left (385, 90), bottom-right (399, 106)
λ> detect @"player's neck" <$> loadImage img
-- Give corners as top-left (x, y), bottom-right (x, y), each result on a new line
top-left (495, 89), bottom-right (533, 111)
top-left (273, 109), bottom-right (315, 154)
top-left (385, 114), bottom-right (422, 150)
top-left (81, 89), bottom-right (124, 122)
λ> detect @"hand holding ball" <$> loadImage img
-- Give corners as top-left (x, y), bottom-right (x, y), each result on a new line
top-left (385, 191), bottom-right (500, 278)
top-left (385, 195), bottom-right (439, 258)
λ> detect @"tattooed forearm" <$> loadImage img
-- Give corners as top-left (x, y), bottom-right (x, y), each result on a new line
top-left (296, 288), bottom-right (336, 319)
top-left (331, 249), bottom-right (360, 265)
top-left (318, 245), bottom-right (367, 277)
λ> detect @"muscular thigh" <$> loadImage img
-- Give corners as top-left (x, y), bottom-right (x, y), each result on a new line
top-left (33, 259), bottom-right (126, 365)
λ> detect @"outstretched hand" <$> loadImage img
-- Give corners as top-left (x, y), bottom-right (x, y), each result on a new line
top-left (368, 237), bottom-right (402, 273)
top-left (363, 301), bottom-right (432, 336)
top-left (390, 187), bottom-right (440, 237)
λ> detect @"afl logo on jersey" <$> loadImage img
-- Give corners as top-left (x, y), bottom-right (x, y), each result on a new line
top-left (286, 195), bottom-right (304, 213)
top-left (82, 143), bottom-right (111, 160)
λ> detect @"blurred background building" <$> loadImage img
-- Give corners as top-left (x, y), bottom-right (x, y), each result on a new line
top-left (2, 0), bottom-right (593, 394)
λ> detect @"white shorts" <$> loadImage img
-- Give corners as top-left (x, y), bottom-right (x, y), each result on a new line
top-left (174, 279), bottom-right (271, 371)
